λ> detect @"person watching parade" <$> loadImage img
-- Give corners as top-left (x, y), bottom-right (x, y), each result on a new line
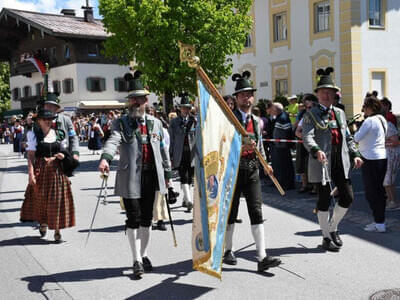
top-left (223, 71), bottom-right (281, 272)
top-left (302, 67), bottom-right (363, 252)
top-left (98, 71), bottom-right (171, 277)
top-left (286, 95), bottom-right (299, 125)
top-left (168, 93), bottom-right (197, 212)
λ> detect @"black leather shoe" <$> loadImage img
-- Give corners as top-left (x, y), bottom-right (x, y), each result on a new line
top-left (235, 218), bottom-right (243, 223)
top-left (156, 220), bottom-right (167, 231)
top-left (223, 250), bottom-right (237, 265)
top-left (330, 231), bottom-right (343, 247)
top-left (133, 261), bottom-right (144, 277)
top-left (322, 238), bottom-right (340, 252)
top-left (182, 201), bottom-right (187, 208)
top-left (257, 256), bottom-right (281, 272)
top-left (142, 256), bottom-right (153, 272)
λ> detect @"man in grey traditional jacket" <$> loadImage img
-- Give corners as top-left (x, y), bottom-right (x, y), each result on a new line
top-left (302, 67), bottom-right (363, 252)
top-left (168, 94), bottom-right (196, 212)
top-left (98, 71), bottom-right (171, 277)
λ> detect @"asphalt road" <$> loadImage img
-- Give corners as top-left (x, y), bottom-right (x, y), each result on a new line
top-left (0, 144), bottom-right (399, 300)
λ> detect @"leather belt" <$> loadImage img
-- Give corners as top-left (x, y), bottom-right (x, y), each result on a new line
top-left (142, 163), bottom-right (156, 172)
top-left (239, 158), bottom-right (259, 170)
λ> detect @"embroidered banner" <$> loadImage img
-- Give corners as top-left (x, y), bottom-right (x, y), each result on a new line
top-left (192, 78), bottom-right (241, 279)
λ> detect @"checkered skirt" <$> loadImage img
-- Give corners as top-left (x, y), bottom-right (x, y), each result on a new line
top-left (20, 158), bottom-right (75, 229)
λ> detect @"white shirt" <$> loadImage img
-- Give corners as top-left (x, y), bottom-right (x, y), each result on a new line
top-left (354, 114), bottom-right (387, 160)
top-left (26, 129), bottom-right (57, 151)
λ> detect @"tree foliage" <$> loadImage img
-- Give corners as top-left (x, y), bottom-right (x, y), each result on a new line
top-left (99, 0), bottom-right (253, 105)
top-left (0, 62), bottom-right (11, 114)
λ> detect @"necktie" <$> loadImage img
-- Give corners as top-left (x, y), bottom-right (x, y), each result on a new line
top-left (245, 114), bottom-right (251, 127)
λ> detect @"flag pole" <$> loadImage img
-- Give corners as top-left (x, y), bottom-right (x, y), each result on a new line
top-left (178, 42), bottom-right (285, 196)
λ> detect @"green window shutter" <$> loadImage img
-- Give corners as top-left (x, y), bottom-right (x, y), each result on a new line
top-left (70, 79), bottom-right (74, 93)
top-left (87, 78), bottom-right (92, 91)
top-left (114, 78), bottom-right (118, 91)
top-left (100, 78), bottom-right (106, 91)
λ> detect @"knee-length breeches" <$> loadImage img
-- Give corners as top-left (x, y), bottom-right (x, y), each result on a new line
top-left (178, 149), bottom-right (194, 185)
top-left (316, 145), bottom-right (354, 211)
top-left (228, 166), bottom-right (263, 225)
top-left (123, 169), bottom-right (158, 229)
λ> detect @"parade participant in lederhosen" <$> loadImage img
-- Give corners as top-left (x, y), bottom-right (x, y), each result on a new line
top-left (98, 71), bottom-right (171, 277)
top-left (302, 67), bottom-right (363, 252)
top-left (168, 93), bottom-right (197, 212)
top-left (223, 71), bottom-right (281, 272)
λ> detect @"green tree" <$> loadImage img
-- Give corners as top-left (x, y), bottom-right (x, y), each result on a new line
top-left (99, 0), bottom-right (253, 111)
top-left (0, 62), bottom-right (11, 114)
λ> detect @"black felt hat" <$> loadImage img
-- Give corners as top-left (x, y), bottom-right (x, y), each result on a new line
top-left (315, 67), bottom-right (340, 92)
top-left (36, 109), bottom-right (56, 119)
top-left (179, 92), bottom-right (192, 107)
top-left (39, 92), bottom-right (61, 108)
top-left (125, 71), bottom-right (150, 98)
top-left (232, 71), bottom-right (257, 95)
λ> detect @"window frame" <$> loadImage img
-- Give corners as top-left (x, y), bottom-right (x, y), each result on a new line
top-left (64, 45), bottom-right (71, 60)
top-left (87, 43), bottom-right (99, 57)
top-left (275, 79), bottom-right (288, 96)
top-left (273, 12), bottom-right (287, 42)
top-left (63, 78), bottom-right (74, 94)
top-left (35, 82), bottom-right (43, 96)
top-left (314, 1), bottom-right (330, 33)
top-left (369, 0), bottom-right (385, 29)
top-left (87, 77), bottom-right (106, 92)
top-left (12, 88), bottom-right (20, 101)
top-left (52, 80), bottom-right (61, 94)
top-left (23, 85), bottom-right (32, 98)
top-left (114, 77), bottom-right (127, 92)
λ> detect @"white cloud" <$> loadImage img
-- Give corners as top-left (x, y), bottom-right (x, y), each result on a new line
top-left (0, 0), bottom-right (100, 17)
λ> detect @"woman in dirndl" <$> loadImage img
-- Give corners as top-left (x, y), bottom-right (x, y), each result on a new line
top-left (88, 117), bottom-right (103, 154)
top-left (12, 119), bottom-right (24, 156)
top-left (20, 109), bottom-right (75, 243)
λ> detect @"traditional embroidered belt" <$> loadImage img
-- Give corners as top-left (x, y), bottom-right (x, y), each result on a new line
top-left (239, 157), bottom-right (259, 170)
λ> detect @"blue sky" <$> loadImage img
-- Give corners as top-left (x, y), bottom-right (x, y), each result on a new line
top-left (0, 0), bottom-right (101, 18)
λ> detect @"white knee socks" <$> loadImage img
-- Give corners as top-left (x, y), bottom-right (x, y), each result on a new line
top-left (251, 224), bottom-right (267, 262)
top-left (139, 226), bottom-right (151, 257)
top-left (225, 224), bottom-right (235, 251)
top-left (126, 228), bottom-right (141, 263)
top-left (182, 183), bottom-right (193, 204)
top-left (317, 211), bottom-right (330, 238)
top-left (330, 204), bottom-right (348, 232)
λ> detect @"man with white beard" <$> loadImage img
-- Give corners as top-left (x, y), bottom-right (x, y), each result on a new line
top-left (98, 71), bottom-right (171, 277)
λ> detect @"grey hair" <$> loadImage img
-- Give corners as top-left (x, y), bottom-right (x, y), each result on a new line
top-left (273, 102), bottom-right (284, 112)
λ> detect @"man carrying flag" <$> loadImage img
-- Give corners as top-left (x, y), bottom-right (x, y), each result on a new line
top-left (223, 71), bottom-right (281, 272)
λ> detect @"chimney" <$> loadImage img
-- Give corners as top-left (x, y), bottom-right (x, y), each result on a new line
top-left (82, 6), bottom-right (94, 23)
top-left (60, 9), bottom-right (76, 16)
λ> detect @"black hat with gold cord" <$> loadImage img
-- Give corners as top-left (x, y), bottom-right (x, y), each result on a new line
top-left (314, 67), bottom-right (340, 92)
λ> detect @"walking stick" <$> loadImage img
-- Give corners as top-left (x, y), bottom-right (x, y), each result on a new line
top-left (102, 173), bottom-right (108, 205)
top-left (85, 173), bottom-right (108, 246)
top-left (165, 194), bottom-right (178, 247)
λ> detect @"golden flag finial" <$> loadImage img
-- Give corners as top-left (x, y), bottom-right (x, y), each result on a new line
top-left (178, 41), bottom-right (200, 68)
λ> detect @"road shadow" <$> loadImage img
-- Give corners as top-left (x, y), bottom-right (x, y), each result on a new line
top-left (236, 245), bottom-right (325, 263)
top-left (0, 221), bottom-right (36, 229)
top-left (0, 207), bottom-right (20, 213)
top-left (21, 267), bottom-right (131, 295)
top-left (0, 190), bottom-right (25, 195)
top-left (126, 277), bottom-right (213, 300)
top-left (80, 187), bottom-right (115, 191)
top-left (78, 225), bottom-right (124, 233)
top-left (0, 165), bottom-right (26, 174)
top-left (0, 198), bottom-right (23, 203)
top-left (0, 236), bottom-right (54, 247)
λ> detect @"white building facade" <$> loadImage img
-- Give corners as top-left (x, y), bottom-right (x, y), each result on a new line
top-left (224, 0), bottom-right (400, 116)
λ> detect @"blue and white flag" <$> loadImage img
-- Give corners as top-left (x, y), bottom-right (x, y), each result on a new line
top-left (192, 78), bottom-right (242, 279)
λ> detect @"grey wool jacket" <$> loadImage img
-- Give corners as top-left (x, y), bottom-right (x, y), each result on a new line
top-left (302, 105), bottom-right (360, 183)
top-left (101, 114), bottom-right (171, 198)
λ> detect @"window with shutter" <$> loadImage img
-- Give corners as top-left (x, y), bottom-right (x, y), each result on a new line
top-left (63, 79), bottom-right (74, 94)
top-left (87, 77), bottom-right (106, 92)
